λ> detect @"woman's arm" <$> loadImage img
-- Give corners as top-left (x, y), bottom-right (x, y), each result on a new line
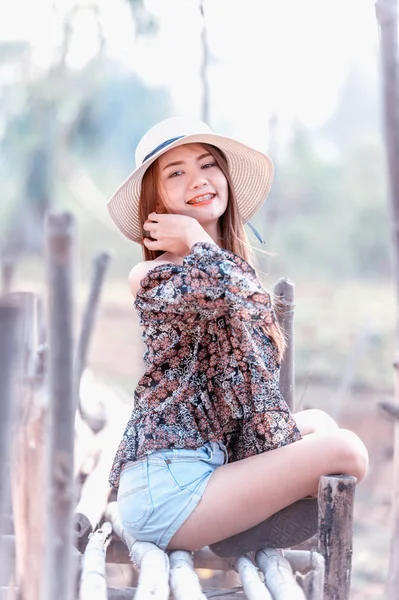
top-left (134, 242), bottom-right (275, 326)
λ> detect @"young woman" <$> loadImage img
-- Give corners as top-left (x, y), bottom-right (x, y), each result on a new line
top-left (107, 116), bottom-right (368, 554)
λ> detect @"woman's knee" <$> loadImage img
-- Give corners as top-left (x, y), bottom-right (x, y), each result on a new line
top-left (334, 429), bottom-right (369, 482)
top-left (294, 408), bottom-right (339, 435)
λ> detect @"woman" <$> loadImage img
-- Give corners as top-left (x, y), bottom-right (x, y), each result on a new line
top-left (107, 116), bottom-right (368, 554)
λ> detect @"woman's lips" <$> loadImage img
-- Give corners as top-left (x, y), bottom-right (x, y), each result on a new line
top-left (187, 193), bottom-right (216, 206)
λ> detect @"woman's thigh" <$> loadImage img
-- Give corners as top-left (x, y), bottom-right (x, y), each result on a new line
top-left (168, 429), bottom-right (368, 551)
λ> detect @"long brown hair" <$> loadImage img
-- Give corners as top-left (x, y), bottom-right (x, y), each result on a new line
top-left (138, 143), bottom-right (286, 360)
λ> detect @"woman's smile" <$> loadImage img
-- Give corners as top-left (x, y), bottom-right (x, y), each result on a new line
top-left (187, 193), bottom-right (216, 206)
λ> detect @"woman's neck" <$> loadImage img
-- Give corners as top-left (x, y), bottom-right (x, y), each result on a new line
top-left (202, 221), bottom-right (222, 246)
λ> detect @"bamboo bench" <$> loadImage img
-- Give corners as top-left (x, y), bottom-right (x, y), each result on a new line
top-left (75, 281), bottom-right (357, 599)
top-left (1, 213), bottom-right (358, 600)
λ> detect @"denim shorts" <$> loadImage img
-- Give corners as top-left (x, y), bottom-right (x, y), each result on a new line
top-left (117, 441), bottom-right (228, 551)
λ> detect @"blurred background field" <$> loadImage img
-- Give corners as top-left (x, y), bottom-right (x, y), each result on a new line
top-left (0, 1), bottom-right (396, 598)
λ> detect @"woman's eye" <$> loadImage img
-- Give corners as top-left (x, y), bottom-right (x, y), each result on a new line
top-left (168, 170), bottom-right (183, 178)
top-left (202, 162), bottom-right (216, 169)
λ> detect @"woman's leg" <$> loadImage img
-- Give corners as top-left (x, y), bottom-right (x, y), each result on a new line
top-left (168, 428), bottom-right (368, 551)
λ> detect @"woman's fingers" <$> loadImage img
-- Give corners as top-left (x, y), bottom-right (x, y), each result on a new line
top-left (143, 238), bottom-right (161, 249)
top-left (143, 220), bottom-right (157, 231)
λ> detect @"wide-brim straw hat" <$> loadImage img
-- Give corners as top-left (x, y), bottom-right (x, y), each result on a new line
top-left (107, 116), bottom-right (274, 243)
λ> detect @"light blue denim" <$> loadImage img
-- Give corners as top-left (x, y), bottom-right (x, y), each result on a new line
top-left (117, 441), bottom-right (228, 551)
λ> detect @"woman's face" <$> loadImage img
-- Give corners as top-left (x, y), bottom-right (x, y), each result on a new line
top-left (156, 143), bottom-right (228, 225)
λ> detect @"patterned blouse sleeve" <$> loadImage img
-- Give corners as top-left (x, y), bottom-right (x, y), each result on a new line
top-left (134, 242), bottom-right (276, 325)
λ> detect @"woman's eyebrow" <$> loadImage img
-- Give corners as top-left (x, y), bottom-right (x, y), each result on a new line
top-left (162, 153), bottom-right (212, 171)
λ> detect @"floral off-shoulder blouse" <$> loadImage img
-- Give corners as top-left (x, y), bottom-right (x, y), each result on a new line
top-left (109, 242), bottom-right (301, 488)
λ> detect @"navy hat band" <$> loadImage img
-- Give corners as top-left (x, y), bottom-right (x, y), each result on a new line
top-left (143, 135), bottom-right (185, 163)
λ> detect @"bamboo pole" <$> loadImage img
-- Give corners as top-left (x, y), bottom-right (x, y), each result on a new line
top-left (75, 251), bottom-right (111, 431)
top-left (255, 548), bottom-right (306, 600)
top-left (79, 521), bottom-right (112, 600)
top-left (169, 550), bottom-right (206, 600)
top-left (282, 550), bottom-right (324, 600)
top-left (10, 293), bottom-right (47, 600)
top-left (274, 279), bottom-right (295, 411)
top-left (43, 212), bottom-right (76, 600)
top-left (235, 555), bottom-right (272, 600)
top-left (317, 475), bottom-right (356, 600)
top-left (105, 502), bottom-right (170, 600)
top-left (105, 588), bottom-right (249, 599)
top-left (375, 1), bottom-right (399, 597)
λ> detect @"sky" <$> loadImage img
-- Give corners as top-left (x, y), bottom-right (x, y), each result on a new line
top-left (0, 0), bottom-right (382, 152)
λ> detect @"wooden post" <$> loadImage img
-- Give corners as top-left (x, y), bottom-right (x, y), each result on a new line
top-left (43, 213), bottom-right (76, 600)
top-left (375, 1), bottom-right (399, 597)
top-left (0, 301), bottom-right (20, 588)
top-left (10, 292), bottom-right (47, 600)
top-left (317, 475), bottom-right (356, 600)
top-left (0, 302), bottom-right (19, 516)
top-left (274, 278), bottom-right (295, 411)
top-left (75, 251), bottom-right (111, 430)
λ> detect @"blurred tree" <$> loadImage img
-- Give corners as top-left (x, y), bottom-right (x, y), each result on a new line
top-left (199, 0), bottom-right (210, 124)
top-left (0, 0), bottom-right (166, 264)
top-left (254, 62), bottom-right (391, 282)
top-left (125, 0), bottom-right (158, 37)
top-left (322, 61), bottom-right (381, 152)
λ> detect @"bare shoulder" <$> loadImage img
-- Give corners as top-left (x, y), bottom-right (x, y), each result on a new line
top-left (128, 257), bottom-right (178, 299)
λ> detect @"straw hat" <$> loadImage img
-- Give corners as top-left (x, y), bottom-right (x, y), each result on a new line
top-left (107, 116), bottom-right (274, 243)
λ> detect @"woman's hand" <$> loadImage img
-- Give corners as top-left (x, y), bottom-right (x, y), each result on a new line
top-left (143, 213), bottom-right (214, 256)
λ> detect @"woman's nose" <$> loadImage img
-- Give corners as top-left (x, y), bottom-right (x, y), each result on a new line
top-left (190, 174), bottom-right (209, 189)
